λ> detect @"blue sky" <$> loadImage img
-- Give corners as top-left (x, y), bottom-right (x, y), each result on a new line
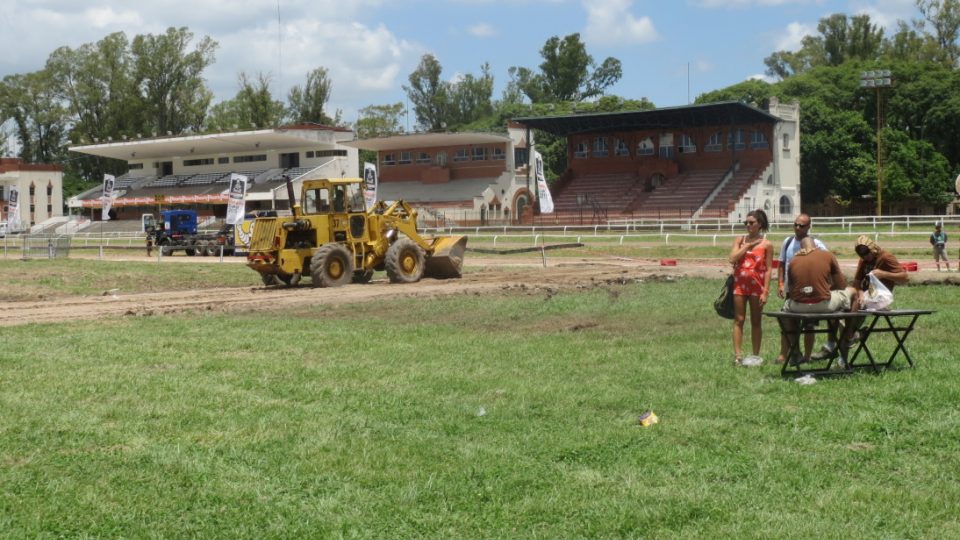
top-left (0, 0), bottom-right (921, 126)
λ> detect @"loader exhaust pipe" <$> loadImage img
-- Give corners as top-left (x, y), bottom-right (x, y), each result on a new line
top-left (284, 175), bottom-right (296, 209)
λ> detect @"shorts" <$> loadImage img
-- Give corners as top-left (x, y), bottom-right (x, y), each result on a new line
top-left (784, 289), bottom-right (853, 313)
top-left (933, 245), bottom-right (948, 261)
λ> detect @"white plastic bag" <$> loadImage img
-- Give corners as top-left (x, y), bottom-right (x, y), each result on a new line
top-left (861, 273), bottom-right (893, 311)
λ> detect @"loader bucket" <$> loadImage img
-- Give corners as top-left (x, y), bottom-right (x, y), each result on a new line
top-left (425, 235), bottom-right (468, 279)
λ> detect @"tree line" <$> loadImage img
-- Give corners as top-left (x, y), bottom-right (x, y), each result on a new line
top-left (1, 0), bottom-right (959, 210)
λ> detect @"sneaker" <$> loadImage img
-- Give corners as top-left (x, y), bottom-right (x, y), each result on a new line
top-left (741, 355), bottom-right (764, 367)
top-left (810, 343), bottom-right (838, 361)
top-left (790, 354), bottom-right (811, 366)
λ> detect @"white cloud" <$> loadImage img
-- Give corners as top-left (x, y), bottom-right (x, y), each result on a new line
top-left (467, 22), bottom-right (497, 37)
top-left (83, 7), bottom-right (144, 29)
top-left (776, 21), bottom-right (816, 51)
top-left (749, 73), bottom-right (778, 83)
top-left (582, 0), bottom-right (658, 46)
top-left (850, 0), bottom-right (917, 30)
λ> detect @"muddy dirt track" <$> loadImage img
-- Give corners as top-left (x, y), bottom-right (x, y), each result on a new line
top-left (1, 256), bottom-right (953, 327)
top-left (0, 257), bottom-right (729, 327)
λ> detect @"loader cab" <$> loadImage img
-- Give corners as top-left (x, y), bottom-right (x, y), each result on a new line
top-left (302, 181), bottom-right (366, 215)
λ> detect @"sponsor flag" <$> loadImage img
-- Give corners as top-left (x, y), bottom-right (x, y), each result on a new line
top-left (363, 162), bottom-right (378, 210)
top-left (225, 173), bottom-right (248, 225)
top-left (101, 174), bottom-right (116, 220)
top-left (8, 187), bottom-right (20, 232)
top-left (534, 150), bottom-right (554, 214)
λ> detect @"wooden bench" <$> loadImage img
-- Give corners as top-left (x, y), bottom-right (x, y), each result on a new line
top-left (764, 309), bottom-right (934, 376)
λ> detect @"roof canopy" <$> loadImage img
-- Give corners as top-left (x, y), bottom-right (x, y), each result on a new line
top-left (343, 132), bottom-right (510, 152)
top-left (68, 126), bottom-right (352, 161)
top-left (513, 101), bottom-right (779, 137)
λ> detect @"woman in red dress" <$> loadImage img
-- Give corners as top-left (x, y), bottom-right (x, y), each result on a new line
top-left (728, 209), bottom-right (773, 365)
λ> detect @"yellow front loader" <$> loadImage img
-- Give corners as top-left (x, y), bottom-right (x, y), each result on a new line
top-left (246, 177), bottom-right (467, 287)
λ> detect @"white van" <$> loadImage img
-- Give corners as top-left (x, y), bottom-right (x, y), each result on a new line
top-left (0, 222), bottom-right (7, 238)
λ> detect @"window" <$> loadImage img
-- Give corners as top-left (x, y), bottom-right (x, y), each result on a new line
top-left (399, 151), bottom-right (412, 165)
top-left (766, 174), bottom-right (776, 186)
top-left (306, 151), bottom-right (315, 158)
top-left (727, 129), bottom-right (745, 150)
top-left (382, 153), bottom-right (396, 165)
top-left (492, 147), bottom-right (505, 160)
top-left (705, 132), bottom-right (722, 152)
top-left (472, 147), bottom-right (486, 161)
top-left (750, 131), bottom-right (768, 149)
top-left (779, 195), bottom-right (793, 216)
top-left (782, 133), bottom-right (790, 149)
top-left (128, 163), bottom-right (144, 170)
top-left (435, 151), bottom-right (448, 166)
top-left (637, 137), bottom-right (654, 156)
top-left (315, 149), bottom-right (348, 157)
top-left (416, 151), bottom-right (431, 164)
top-left (218, 157), bottom-right (229, 164)
top-left (454, 148), bottom-right (469, 162)
top-left (615, 139), bottom-right (630, 156)
top-left (592, 137), bottom-right (609, 157)
top-left (184, 158), bottom-right (214, 166)
top-left (678, 135), bottom-right (696, 154)
top-left (574, 141), bottom-right (589, 159)
top-left (233, 154), bottom-right (267, 163)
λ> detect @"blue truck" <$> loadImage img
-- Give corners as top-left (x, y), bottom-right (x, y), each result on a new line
top-left (145, 210), bottom-right (235, 256)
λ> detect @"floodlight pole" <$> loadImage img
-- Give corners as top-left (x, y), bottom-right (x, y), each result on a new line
top-left (860, 70), bottom-right (893, 218)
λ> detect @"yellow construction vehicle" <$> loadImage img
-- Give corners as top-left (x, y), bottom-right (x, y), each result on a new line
top-left (246, 177), bottom-right (467, 287)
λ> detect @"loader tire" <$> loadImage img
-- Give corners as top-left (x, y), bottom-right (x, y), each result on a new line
top-left (385, 238), bottom-right (425, 283)
top-left (261, 274), bottom-right (280, 287)
top-left (310, 243), bottom-right (354, 288)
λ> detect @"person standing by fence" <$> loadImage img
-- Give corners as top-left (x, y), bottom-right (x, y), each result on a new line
top-left (930, 223), bottom-right (950, 272)
top-left (729, 209), bottom-right (773, 366)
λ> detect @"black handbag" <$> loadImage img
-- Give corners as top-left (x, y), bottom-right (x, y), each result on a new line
top-left (714, 275), bottom-right (735, 319)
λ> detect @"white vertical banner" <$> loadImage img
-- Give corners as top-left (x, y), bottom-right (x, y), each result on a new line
top-left (534, 150), bottom-right (554, 214)
top-left (101, 174), bottom-right (116, 220)
top-left (225, 173), bottom-right (248, 225)
top-left (363, 162), bottom-right (378, 209)
top-left (8, 187), bottom-right (20, 232)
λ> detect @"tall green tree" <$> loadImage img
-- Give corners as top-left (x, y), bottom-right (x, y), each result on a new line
top-left (881, 127), bottom-right (953, 205)
top-left (287, 67), bottom-right (336, 125)
top-left (355, 102), bottom-right (405, 139)
top-left (915, 0), bottom-right (960, 65)
top-left (798, 100), bottom-right (876, 203)
top-left (0, 70), bottom-right (68, 164)
top-left (447, 63), bottom-right (494, 126)
top-left (207, 72), bottom-right (285, 130)
top-left (45, 32), bottom-right (140, 181)
top-left (403, 54), bottom-right (449, 131)
top-left (764, 14), bottom-right (883, 77)
top-left (131, 27), bottom-right (217, 135)
top-left (510, 33), bottom-right (622, 103)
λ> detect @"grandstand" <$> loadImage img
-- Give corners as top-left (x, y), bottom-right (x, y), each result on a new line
top-left (68, 125), bottom-right (359, 221)
top-left (515, 99), bottom-right (801, 224)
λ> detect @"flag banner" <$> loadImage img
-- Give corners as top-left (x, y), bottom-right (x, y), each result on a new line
top-left (101, 174), bottom-right (116, 220)
top-left (8, 187), bottom-right (20, 232)
top-left (363, 162), bottom-right (378, 210)
top-left (225, 174), bottom-right (248, 225)
top-left (534, 150), bottom-right (554, 214)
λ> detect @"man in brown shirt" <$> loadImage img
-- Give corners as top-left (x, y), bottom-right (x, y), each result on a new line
top-left (782, 238), bottom-right (860, 362)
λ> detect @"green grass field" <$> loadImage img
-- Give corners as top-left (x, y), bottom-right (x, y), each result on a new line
top-left (2, 261), bottom-right (959, 537)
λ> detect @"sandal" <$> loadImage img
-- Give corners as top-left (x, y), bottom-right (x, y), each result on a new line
top-left (734, 355), bottom-right (743, 366)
